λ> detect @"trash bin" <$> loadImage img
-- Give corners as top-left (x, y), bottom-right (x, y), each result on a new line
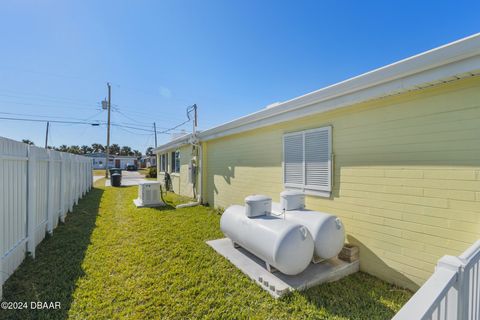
top-left (111, 173), bottom-right (122, 187)
top-left (109, 168), bottom-right (122, 176)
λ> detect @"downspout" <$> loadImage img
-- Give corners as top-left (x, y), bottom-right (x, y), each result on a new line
top-left (197, 142), bottom-right (202, 203)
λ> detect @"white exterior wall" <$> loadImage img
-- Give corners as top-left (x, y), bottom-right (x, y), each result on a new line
top-left (91, 157), bottom-right (107, 169)
top-left (0, 137), bottom-right (93, 299)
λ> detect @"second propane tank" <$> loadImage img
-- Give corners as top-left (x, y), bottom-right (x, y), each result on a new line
top-left (274, 190), bottom-right (345, 260)
top-left (220, 195), bottom-right (314, 275)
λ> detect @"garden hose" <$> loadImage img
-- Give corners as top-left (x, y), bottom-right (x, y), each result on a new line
top-left (159, 184), bottom-right (167, 205)
top-left (164, 172), bottom-right (172, 192)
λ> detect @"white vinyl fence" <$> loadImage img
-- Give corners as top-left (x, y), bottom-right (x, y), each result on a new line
top-left (0, 137), bottom-right (93, 299)
top-left (394, 239), bottom-right (480, 320)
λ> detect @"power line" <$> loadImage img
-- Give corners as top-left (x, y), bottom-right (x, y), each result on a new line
top-left (0, 99), bottom-right (99, 111)
top-left (110, 123), bottom-right (153, 133)
top-left (0, 116), bottom-right (100, 125)
top-left (0, 114), bottom-right (188, 136)
top-left (109, 123), bottom-right (186, 135)
top-left (112, 107), bottom-right (150, 124)
top-left (111, 108), bottom-right (169, 129)
top-left (0, 89), bottom-right (96, 104)
top-left (111, 104), bottom-right (186, 122)
top-left (0, 111), bottom-right (103, 122)
top-left (112, 107), bottom-right (165, 127)
top-left (141, 133), bottom-right (154, 152)
top-left (113, 125), bottom-right (154, 136)
top-left (154, 104), bottom-right (196, 135)
top-left (157, 118), bottom-right (190, 134)
top-left (0, 114), bottom-right (153, 131)
top-left (83, 110), bottom-right (105, 121)
top-left (0, 93), bottom-right (99, 108)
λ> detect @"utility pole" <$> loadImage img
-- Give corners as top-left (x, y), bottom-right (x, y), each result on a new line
top-left (104, 83), bottom-right (111, 178)
top-left (192, 104), bottom-right (198, 136)
top-left (44, 121), bottom-right (49, 149)
top-left (153, 122), bottom-right (158, 148)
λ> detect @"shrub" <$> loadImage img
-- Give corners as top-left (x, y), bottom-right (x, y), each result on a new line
top-left (146, 167), bottom-right (157, 178)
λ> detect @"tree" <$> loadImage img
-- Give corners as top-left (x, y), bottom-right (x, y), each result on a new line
top-left (120, 146), bottom-right (132, 156)
top-left (68, 145), bottom-right (81, 154)
top-left (109, 144), bottom-right (120, 155)
top-left (146, 147), bottom-right (154, 156)
top-left (133, 150), bottom-right (142, 157)
top-left (81, 145), bottom-right (92, 154)
top-left (22, 139), bottom-right (35, 145)
top-left (57, 145), bottom-right (68, 152)
top-left (91, 143), bottom-right (104, 153)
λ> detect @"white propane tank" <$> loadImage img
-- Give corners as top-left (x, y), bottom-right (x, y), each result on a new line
top-left (245, 195), bottom-right (272, 218)
top-left (274, 192), bottom-right (345, 260)
top-left (220, 205), bottom-right (314, 275)
top-left (280, 190), bottom-right (305, 211)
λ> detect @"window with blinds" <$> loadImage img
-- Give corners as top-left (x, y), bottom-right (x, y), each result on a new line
top-left (283, 126), bottom-right (332, 194)
top-left (160, 154), bottom-right (167, 172)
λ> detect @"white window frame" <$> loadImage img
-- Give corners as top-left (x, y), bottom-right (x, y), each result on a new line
top-left (160, 154), bottom-right (167, 172)
top-left (174, 150), bottom-right (180, 173)
top-left (171, 150), bottom-right (180, 174)
top-left (283, 126), bottom-right (332, 197)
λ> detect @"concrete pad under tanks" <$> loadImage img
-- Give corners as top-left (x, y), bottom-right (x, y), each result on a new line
top-left (206, 238), bottom-right (359, 298)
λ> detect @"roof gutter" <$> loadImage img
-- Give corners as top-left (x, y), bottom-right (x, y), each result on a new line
top-left (153, 134), bottom-right (192, 154)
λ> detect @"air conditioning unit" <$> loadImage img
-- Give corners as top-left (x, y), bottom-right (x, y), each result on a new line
top-left (133, 181), bottom-right (165, 207)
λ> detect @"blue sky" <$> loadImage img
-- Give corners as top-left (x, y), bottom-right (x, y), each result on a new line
top-left (0, 1), bottom-right (478, 153)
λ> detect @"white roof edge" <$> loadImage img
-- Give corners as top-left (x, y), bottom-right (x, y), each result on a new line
top-left (155, 33), bottom-right (480, 149)
top-left (153, 133), bottom-right (192, 153)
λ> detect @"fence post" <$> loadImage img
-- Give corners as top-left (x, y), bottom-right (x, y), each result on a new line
top-left (82, 161), bottom-right (86, 196)
top-left (59, 153), bottom-right (66, 222)
top-left (75, 159), bottom-right (79, 205)
top-left (456, 241), bottom-right (480, 320)
top-left (46, 150), bottom-right (55, 233)
top-left (437, 255), bottom-right (464, 319)
top-left (90, 161), bottom-right (93, 189)
top-left (79, 161), bottom-right (83, 198)
top-left (0, 145), bottom-right (2, 300)
top-left (27, 146), bottom-right (37, 258)
top-left (69, 156), bottom-right (74, 213)
top-left (0, 176), bottom-right (2, 300)
top-left (456, 263), bottom-right (468, 320)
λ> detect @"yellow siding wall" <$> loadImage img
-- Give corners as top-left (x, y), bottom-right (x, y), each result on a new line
top-left (157, 145), bottom-right (195, 198)
top-left (204, 77), bottom-right (480, 290)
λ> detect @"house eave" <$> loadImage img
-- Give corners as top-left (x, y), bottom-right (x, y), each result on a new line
top-left (153, 134), bottom-right (192, 154)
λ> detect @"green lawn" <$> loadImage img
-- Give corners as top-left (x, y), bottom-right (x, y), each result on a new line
top-left (1, 180), bottom-right (412, 319)
top-left (92, 169), bottom-right (107, 176)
